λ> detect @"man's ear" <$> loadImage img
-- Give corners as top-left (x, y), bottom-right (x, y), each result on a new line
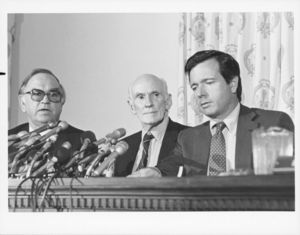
top-left (165, 94), bottom-right (172, 111)
top-left (230, 76), bottom-right (238, 94)
top-left (127, 99), bottom-right (136, 115)
top-left (61, 96), bottom-right (66, 106)
top-left (18, 95), bottom-right (27, 113)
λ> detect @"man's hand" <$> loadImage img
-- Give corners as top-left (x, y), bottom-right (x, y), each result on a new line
top-left (127, 167), bottom-right (162, 177)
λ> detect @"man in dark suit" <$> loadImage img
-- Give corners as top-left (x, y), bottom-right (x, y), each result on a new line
top-left (156, 50), bottom-right (294, 176)
top-left (114, 74), bottom-right (188, 177)
top-left (8, 68), bottom-right (94, 156)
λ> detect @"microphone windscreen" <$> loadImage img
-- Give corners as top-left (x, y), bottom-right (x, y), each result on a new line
top-left (106, 128), bottom-right (126, 140)
top-left (61, 141), bottom-right (71, 150)
top-left (80, 131), bottom-right (96, 143)
top-left (58, 121), bottom-right (69, 131)
top-left (48, 121), bottom-right (58, 128)
top-left (8, 131), bottom-right (29, 142)
top-left (114, 140), bottom-right (129, 155)
top-left (91, 141), bottom-right (128, 177)
top-left (55, 142), bottom-right (72, 166)
top-left (17, 130), bottom-right (29, 138)
top-left (24, 149), bottom-right (38, 162)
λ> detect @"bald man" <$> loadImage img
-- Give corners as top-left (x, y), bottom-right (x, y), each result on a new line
top-left (114, 74), bottom-right (188, 177)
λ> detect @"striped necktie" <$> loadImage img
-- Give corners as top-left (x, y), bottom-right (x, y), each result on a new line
top-left (137, 132), bottom-right (154, 170)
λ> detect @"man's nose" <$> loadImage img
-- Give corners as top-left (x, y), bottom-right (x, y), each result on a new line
top-left (144, 95), bottom-right (153, 106)
top-left (195, 85), bottom-right (207, 98)
top-left (41, 94), bottom-right (50, 103)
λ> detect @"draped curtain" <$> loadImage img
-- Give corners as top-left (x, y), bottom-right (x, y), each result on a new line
top-left (7, 14), bottom-right (16, 123)
top-left (177, 12), bottom-right (294, 126)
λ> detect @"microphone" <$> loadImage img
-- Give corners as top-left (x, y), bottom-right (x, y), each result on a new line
top-left (13, 122), bottom-right (58, 143)
top-left (84, 145), bottom-right (113, 177)
top-left (93, 128), bottom-right (126, 158)
top-left (10, 121), bottom-right (63, 157)
top-left (8, 149), bottom-right (37, 176)
top-left (17, 149), bottom-right (38, 170)
top-left (9, 122), bottom-right (58, 152)
top-left (93, 128), bottom-right (126, 146)
top-left (92, 141), bottom-right (129, 177)
top-left (8, 130), bottom-right (28, 143)
top-left (78, 131), bottom-right (97, 157)
top-left (32, 142), bottom-right (72, 177)
top-left (25, 135), bottom-right (58, 177)
top-left (55, 141), bottom-right (72, 168)
top-left (84, 138), bottom-right (119, 177)
top-left (69, 128), bottom-right (125, 171)
top-left (80, 131), bottom-right (97, 145)
top-left (77, 152), bottom-right (99, 174)
top-left (38, 121), bottom-right (68, 142)
top-left (12, 154), bottom-right (48, 178)
top-left (75, 141), bottom-right (111, 174)
top-left (9, 133), bottom-right (43, 164)
top-left (9, 132), bottom-right (41, 150)
top-left (63, 131), bottom-right (96, 170)
top-left (105, 128), bottom-right (126, 142)
top-left (69, 128), bottom-right (125, 175)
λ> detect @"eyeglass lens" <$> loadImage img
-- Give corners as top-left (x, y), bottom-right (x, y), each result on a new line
top-left (29, 89), bottom-right (62, 103)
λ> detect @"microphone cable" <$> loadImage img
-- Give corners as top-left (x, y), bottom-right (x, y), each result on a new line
top-left (38, 172), bottom-right (58, 210)
top-left (14, 172), bottom-right (62, 212)
top-left (13, 176), bottom-right (42, 212)
top-left (68, 176), bottom-right (85, 212)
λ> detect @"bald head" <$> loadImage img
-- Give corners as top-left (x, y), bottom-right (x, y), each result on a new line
top-left (128, 74), bottom-right (169, 100)
top-left (127, 74), bottom-right (172, 129)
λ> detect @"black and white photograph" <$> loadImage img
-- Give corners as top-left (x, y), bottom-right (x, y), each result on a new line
top-left (0, 0), bottom-right (299, 234)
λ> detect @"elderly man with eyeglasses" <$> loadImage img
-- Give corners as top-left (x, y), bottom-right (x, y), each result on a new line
top-left (8, 68), bottom-right (96, 158)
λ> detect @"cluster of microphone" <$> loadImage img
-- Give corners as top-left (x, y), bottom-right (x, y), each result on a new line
top-left (64, 128), bottom-right (128, 178)
top-left (8, 121), bottom-right (128, 179)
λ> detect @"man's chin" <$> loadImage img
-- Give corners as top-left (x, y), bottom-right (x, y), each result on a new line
top-left (36, 117), bottom-right (56, 125)
top-left (201, 107), bottom-right (217, 118)
top-left (142, 117), bottom-right (164, 128)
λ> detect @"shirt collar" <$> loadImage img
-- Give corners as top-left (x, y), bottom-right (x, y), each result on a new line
top-left (142, 116), bottom-right (169, 141)
top-left (29, 124), bottom-right (52, 136)
top-left (209, 103), bottom-right (240, 134)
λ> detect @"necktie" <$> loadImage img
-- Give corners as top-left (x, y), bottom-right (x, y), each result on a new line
top-left (137, 132), bottom-right (154, 170)
top-left (208, 122), bottom-right (226, 176)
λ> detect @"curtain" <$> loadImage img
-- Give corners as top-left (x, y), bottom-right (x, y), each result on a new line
top-left (8, 14), bottom-right (16, 123)
top-left (177, 12), bottom-right (294, 126)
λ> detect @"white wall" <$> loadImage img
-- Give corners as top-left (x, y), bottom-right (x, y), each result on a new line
top-left (9, 13), bottom-right (181, 138)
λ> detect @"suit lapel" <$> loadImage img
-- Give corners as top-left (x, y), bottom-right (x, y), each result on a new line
top-left (158, 120), bottom-right (178, 160)
top-left (115, 132), bottom-right (141, 176)
top-left (196, 122), bottom-right (211, 167)
top-left (235, 105), bottom-right (260, 169)
top-left (127, 132), bottom-right (142, 163)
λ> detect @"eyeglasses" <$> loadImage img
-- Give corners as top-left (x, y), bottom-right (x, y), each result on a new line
top-left (23, 88), bottom-right (62, 103)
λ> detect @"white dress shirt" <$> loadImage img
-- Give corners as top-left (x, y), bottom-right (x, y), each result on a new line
top-left (131, 116), bottom-right (169, 173)
top-left (208, 103), bottom-right (240, 172)
top-left (29, 125), bottom-right (52, 137)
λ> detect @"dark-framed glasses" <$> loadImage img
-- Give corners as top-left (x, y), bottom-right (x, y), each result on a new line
top-left (23, 88), bottom-right (62, 103)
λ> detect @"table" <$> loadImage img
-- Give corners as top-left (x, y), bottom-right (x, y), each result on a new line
top-left (8, 174), bottom-right (294, 211)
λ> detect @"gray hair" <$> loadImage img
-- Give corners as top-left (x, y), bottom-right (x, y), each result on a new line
top-left (19, 68), bottom-right (66, 104)
top-left (128, 74), bottom-right (169, 100)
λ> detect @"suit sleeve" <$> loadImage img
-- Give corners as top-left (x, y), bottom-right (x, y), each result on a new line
top-left (156, 130), bottom-right (186, 176)
top-left (278, 112), bottom-right (294, 132)
top-left (156, 142), bottom-right (183, 176)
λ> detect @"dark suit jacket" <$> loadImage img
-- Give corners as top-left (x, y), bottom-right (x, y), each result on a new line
top-left (157, 105), bottom-right (294, 176)
top-left (114, 118), bottom-right (188, 176)
top-left (8, 122), bottom-right (88, 154)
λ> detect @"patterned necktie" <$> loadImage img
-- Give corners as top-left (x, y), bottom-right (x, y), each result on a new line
top-left (208, 122), bottom-right (226, 176)
top-left (137, 132), bottom-right (154, 170)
